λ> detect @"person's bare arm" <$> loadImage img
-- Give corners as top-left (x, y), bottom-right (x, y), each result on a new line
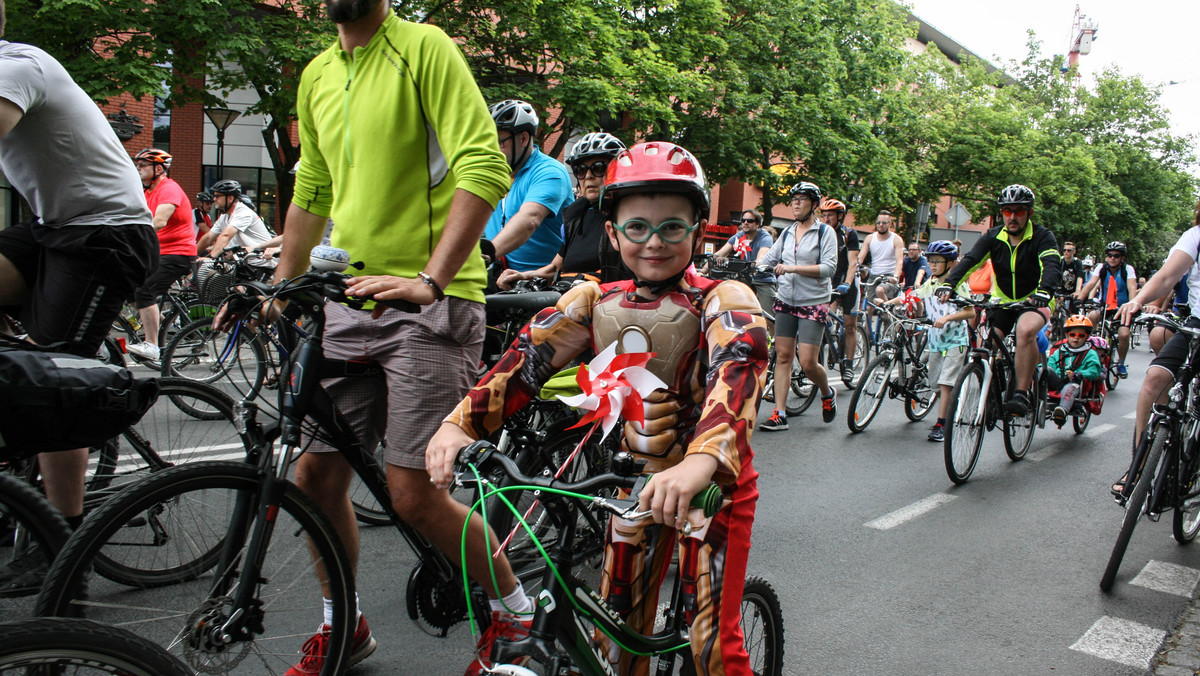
top-left (152, 203), bottom-right (176, 231)
top-left (844, 250), bottom-right (859, 285)
top-left (206, 227), bottom-right (237, 257)
top-left (1079, 272), bottom-right (1100, 300)
top-left (892, 237), bottom-right (905, 278)
top-left (0, 98), bottom-right (23, 138)
top-left (488, 201), bottom-right (552, 257)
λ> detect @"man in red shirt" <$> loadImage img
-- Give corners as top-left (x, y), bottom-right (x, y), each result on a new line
top-left (127, 148), bottom-right (195, 362)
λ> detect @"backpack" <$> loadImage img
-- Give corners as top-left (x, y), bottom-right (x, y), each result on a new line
top-left (0, 340), bottom-right (159, 459)
top-left (1097, 264), bottom-right (1131, 309)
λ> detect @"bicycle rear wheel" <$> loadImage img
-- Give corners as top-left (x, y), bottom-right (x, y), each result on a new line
top-left (0, 617), bottom-right (192, 675)
top-left (944, 361), bottom-right (986, 485)
top-left (785, 340), bottom-right (822, 416)
top-left (847, 355), bottom-right (892, 433)
top-left (1003, 377), bottom-right (1038, 461)
top-left (904, 359), bottom-right (938, 422)
top-left (1173, 440), bottom-right (1200, 544)
top-left (35, 461), bottom-right (355, 676)
top-left (1101, 423), bottom-right (1167, 592)
top-left (843, 322), bottom-right (870, 388)
top-left (1106, 346), bottom-right (1120, 390)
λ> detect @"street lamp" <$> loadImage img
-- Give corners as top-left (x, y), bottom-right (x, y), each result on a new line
top-left (203, 107), bottom-right (241, 180)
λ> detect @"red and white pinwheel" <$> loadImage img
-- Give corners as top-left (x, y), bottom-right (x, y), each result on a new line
top-left (558, 343), bottom-right (667, 442)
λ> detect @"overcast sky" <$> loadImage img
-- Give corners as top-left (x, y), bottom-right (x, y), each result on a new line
top-left (904, 0), bottom-right (1200, 170)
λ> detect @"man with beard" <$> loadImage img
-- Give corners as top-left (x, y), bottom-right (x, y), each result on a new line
top-left (251, 1), bottom-right (516, 673)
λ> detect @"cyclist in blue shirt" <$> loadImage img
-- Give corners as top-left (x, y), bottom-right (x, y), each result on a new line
top-left (482, 100), bottom-right (572, 273)
top-left (1079, 241), bottom-right (1138, 377)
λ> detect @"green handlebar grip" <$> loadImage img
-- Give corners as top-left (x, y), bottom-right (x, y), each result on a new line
top-left (691, 483), bottom-right (724, 517)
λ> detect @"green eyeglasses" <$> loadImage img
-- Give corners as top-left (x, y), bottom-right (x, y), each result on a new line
top-left (613, 218), bottom-right (697, 244)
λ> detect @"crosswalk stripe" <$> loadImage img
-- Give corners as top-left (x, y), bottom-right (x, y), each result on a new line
top-left (1027, 443), bottom-right (1062, 463)
top-left (1124, 410), bottom-right (1137, 419)
top-left (865, 494), bottom-right (956, 530)
top-left (1130, 560), bottom-right (1200, 598)
top-left (1091, 423), bottom-right (1117, 435)
top-left (1069, 615), bottom-right (1166, 669)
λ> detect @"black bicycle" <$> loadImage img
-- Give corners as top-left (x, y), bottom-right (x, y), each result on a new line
top-left (456, 441), bottom-right (785, 675)
top-left (942, 298), bottom-right (1044, 484)
top-left (847, 303), bottom-right (935, 433)
top-left (35, 266), bottom-right (573, 675)
top-left (1100, 313), bottom-right (1200, 591)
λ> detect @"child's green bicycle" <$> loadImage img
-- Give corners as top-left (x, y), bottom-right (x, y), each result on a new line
top-left (456, 441), bottom-right (785, 675)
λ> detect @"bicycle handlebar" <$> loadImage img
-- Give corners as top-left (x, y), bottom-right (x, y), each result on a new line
top-left (226, 269), bottom-right (421, 318)
top-left (455, 441), bottom-right (725, 521)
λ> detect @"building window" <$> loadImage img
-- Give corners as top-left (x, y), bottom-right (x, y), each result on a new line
top-left (153, 96), bottom-right (171, 153)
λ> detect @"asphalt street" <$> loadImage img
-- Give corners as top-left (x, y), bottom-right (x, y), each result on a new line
top-left (11, 335), bottom-right (1198, 674)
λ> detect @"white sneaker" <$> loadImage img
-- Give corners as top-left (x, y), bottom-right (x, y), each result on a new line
top-left (127, 342), bottom-right (160, 361)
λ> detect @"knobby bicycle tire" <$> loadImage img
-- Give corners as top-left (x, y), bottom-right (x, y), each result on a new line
top-left (944, 361), bottom-right (986, 485)
top-left (741, 575), bottom-right (785, 676)
top-left (847, 354), bottom-right (893, 433)
top-left (0, 473), bottom-right (71, 614)
top-left (0, 617), bottom-right (192, 675)
top-left (1101, 423), bottom-right (1167, 592)
top-left (35, 461), bottom-right (355, 676)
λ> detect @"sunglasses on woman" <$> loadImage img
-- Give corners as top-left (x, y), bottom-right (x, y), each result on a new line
top-left (572, 161), bottom-right (609, 179)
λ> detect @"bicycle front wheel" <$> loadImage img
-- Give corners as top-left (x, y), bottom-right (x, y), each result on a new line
top-left (844, 322), bottom-right (870, 388)
top-left (944, 361), bottom-right (986, 485)
top-left (740, 575), bottom-right (785, 676)
top-left (35, 461), bottom-right (355, 676)
top-left (847, 355), bottom-right (893, 433)
top-left (0, 473), bottom-right (71, 617)
top-left (0, 617), bottom-right (192, 675)
top-left (1101, 423), bottom-right (1167, 592)
top-left (161, 317), bottom-right (266, 403)
top-left (1106, 348), bottom-right (1120, 390)
top-left (785, 339), bottom-right (823, 416)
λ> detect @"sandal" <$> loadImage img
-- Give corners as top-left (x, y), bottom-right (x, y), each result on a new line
top-left (1111, 472), bottom-right (1128, 498)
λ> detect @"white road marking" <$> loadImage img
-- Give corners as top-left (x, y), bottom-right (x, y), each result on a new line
top-left (1069, 616), bottom-right (1166, 669)
top-left (1028, 443), bottom-right (1062, 463)
top-left (1124, 410), bottom-right (1137, 419)
top-left (1091, 423), bottom-right (1117, 435)
top-left (1130, 560), bottom-right (1200, 598)
top-left (865, 494), bottom-right (956, 531)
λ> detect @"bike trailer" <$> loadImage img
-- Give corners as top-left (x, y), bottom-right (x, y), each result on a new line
top-left (1047, 338), bottom-right (1107, 414)
top-left (0, 341), bottom-right (158, 459)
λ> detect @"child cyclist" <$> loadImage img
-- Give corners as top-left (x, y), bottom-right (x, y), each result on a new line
top-left (427, 142), bottom-right (770, 676)
top-left (1045, 315), bottom-right (1104, 426)
top-left (890, 240), bottom-right (975, 442)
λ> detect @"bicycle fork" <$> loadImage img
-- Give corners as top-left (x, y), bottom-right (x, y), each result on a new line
top-left (973, 357), bottom-right (994, 428)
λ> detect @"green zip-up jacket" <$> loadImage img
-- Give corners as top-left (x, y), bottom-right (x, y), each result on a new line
top-left (944, 220), bottom-right (1061, 302)
top-left (293, 14), bottom-right (511, 303)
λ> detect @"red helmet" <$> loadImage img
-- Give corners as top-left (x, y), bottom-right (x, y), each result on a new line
top-left (134, 148), bottom-right (172, 169)
top-left (821, 198), bottom-right (847, 214)
top-left (599, 142), bottom-right (709, 217)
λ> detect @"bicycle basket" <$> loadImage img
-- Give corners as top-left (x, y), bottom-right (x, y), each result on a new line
top-left (195, 261), bottom-right (237, 305)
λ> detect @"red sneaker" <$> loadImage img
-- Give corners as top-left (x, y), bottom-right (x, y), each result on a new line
top-left (284, 614), bottom-right (377, 676)
top-left (464, 611), bottom-right (534, 676)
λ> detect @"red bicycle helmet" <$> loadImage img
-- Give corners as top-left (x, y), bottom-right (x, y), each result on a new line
top-left (599, 142), bottom-right (709, 217)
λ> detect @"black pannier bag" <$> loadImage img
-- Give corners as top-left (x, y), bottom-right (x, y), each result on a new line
top-left (0, 342), bottom-right (159, 459)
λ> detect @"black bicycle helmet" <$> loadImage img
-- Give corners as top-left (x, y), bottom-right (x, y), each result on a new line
top-left (210, 180), bottom-right (242, 197)
top-left (488, 99), bottom-right (539, 134)
top-left (1105, 241), bottom-right (1128, 255)
top-left (566, 132), bottom-right (626, 165)
top-left (195, 191), bottom-right (213, 203)
top-left (788, 181), bottom-right (821, 203)
top-left (997, 184), bottom-right (1035, 208)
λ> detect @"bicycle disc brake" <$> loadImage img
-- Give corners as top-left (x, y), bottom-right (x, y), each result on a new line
top-left (183, 597), bottom-right (252, 673)
top-left (406, 562), bottom-right (470, 636)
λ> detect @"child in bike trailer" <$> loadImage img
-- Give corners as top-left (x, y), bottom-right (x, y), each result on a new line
top-left (1045, 315), bottom-right (1105, 427)
top-left (886, 240), bottom-right (976, 442)
top-left (428, 142), bottom-right (770, 676)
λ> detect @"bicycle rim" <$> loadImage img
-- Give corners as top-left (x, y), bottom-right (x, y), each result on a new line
top-left (945, 362), bottom-right (985, 484)
top-left (847, 355), bottom-right (892, 433)
top-left (740, 576), bottom-right (785, 676)
top-left (1174, 441), bottom-right (1200, 544)
top-left (1101, 425), bottom-right (1166, 592)
top-left (1003, 386), bottom-right (1037, 461)
top-left (161, 317), bottom-right (266, 403)
top-left (35, 461), bottom-right (354, 675)
top-left (0, 617), bottom-right (192, 675)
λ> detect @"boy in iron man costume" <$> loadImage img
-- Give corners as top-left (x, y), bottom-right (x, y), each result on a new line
top-left (428, 142), bottom-right (769, 676)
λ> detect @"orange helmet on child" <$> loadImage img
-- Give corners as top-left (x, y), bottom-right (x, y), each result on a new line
top-left (1063, 315), bottom-right (1093, 333)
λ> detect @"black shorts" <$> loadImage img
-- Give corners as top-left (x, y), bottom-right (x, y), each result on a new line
top-left (839, 282), bottom-right (859, 316)
top-left (1150, 316), bottom-right (1200, 376)
top-left (135, 254), bottom-right (196, 309)
top-left (0, 221), bottom-right (157, 356)
top-left (988, 304), bottom-right (1048, 339)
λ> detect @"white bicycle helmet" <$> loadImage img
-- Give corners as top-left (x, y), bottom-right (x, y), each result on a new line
top-left (489, 99), bottom-right (539, 134)
top-left (566, 132), bottom-right (626, 165)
